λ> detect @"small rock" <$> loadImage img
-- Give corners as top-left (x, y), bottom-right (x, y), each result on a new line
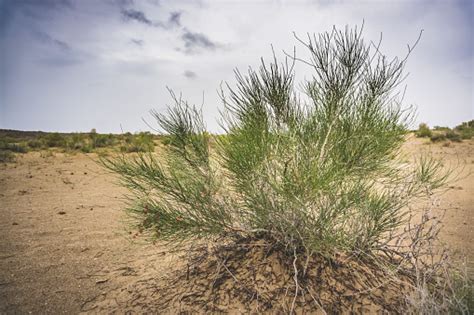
top-left (96, 279), bottom-right (109, 284)
top-left (58, 211), bottom-right (66, 215)
top-left (12, 222), bottom-right (19, 226)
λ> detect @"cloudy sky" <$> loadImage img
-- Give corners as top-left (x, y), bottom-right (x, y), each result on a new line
top-left (0, 0), bottom-right (472, 133)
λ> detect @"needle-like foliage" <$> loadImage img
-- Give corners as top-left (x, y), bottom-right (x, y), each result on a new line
top-left (102, 25), bottom-right (447, 257)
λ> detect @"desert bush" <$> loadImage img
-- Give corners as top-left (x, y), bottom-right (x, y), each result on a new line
top-left (0, 141), bottom-right (28, 153)
top-left (416, 123), bottom-right (432, 138)
top-left (161, 135), bottom-right (172, 146)
top-left (63, 133), bottom-right (86, 150)
top-left (104, 26), bottom-right (444, 253)
top-left (43, 133), bottom-right (66, 147)
top-left (12, 143), bottom-right (28, 153)
top-left (0, 150), bottom-right (15, 163)
top-left (427, 128), bottom-right (464, 143)
top-left (430, 133), bottom-right (447, 142)
top-left (92, 133), bottom-right (116, 148)
top-left (446, 130), bottom-right (462, 142)
top-left (80, 144), bottom-right (93, 153)
top-left (120, 132), bottom-right (155, 152)
top-left (102, 26), bottom-right (462, 312)
top-left (27, 139), bottom-right (44, 149)
top-left (455, 120), bottom-right (474, 139)
top-left (455, 120), bottom-right (474, 131)
top-left (459, 130), bottom-right (473, 140)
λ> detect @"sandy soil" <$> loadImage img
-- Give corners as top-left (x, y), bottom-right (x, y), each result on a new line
top-left (403, 137), bottom-right (474, 266)
top-left (0, 137), bottom-right (472, 314)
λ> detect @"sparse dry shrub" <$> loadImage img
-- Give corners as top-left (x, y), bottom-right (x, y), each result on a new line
top-left (102, 25), bottom-right (468, 313)
top-left (391, 207), bottom-right (473, 313)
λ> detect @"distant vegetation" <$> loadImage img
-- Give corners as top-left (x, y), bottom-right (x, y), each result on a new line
top-left (0, 129), bottom-right (162, 162)
top-left (415, 120), bottom-right (473, 143)
top-left (2, 120), bottom-right (473, 163)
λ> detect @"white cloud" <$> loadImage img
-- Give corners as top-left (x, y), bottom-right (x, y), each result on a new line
top-left (0, 0), bottom-right (472, 133)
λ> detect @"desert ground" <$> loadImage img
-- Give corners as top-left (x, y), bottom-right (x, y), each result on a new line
top-left (0, 135), bottom-right (472, 314)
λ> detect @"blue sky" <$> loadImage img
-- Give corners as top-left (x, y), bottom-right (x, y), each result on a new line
top-left (0, 0), bottom-right (472, 133)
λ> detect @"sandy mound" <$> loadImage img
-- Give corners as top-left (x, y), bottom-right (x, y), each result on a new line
top-left (85, 238), bottom-right (412, 314)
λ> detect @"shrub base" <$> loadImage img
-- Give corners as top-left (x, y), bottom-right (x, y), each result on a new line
top-left (152, 238), bottom-right (412, 313)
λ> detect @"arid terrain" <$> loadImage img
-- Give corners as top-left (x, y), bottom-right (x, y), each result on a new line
top-left (0, 136), bottom-right (472, 313)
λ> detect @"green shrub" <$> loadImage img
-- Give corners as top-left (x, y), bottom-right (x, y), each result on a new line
top-left (446, 130), bottom-right (462, 142)
top-left (0, 142), bottom-right (28, 153)
top-left (81, 145), bottom-right (93, 153)
top-left (459, 130), bottom-right (473, 139)
top-left (455, 120), bottom-right (474, 131)
top-left (416, 123), bottom-right (432, 137)
top-left (429, 129), bottom-right (463, 143)
top-left (43, 133), bottom-right (66, 147)
top-left (430, 133), bottom-right (447, 142)
top-left (0, 139), bottom-right (28, 153)
top-left (92, 134), bottom-right (116, 148)
top-left (120, 132), bottom-right (155, 152)
top-left (161, 136), bottom-right (172, 146)
top-left (103, 26), bottom-right (447, 256)
top-left (63, 133), bottom-right (85, 150)
top-left (0, 150), bottom-right (15, 163)
top-left (27, 139), bottom-right (44, 149)
top-left (455, 120), bottom-right (474, 139)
